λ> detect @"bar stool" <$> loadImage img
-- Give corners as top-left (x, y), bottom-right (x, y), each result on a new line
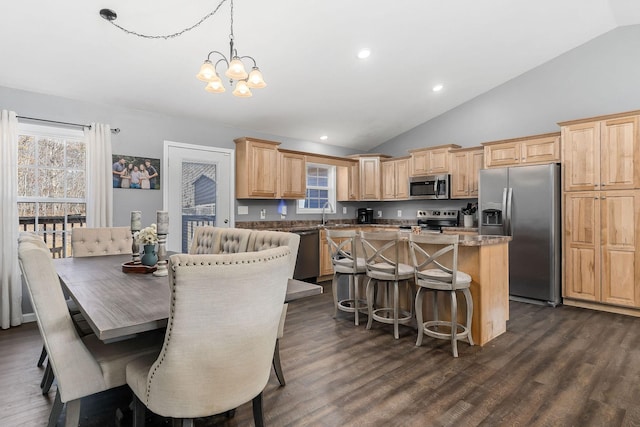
top-left (326, 229), bottom-right (367, 325)
top-left (360, 231), bottom-right (414, 339)
top-left (409, 233), bottom-right (473, 357)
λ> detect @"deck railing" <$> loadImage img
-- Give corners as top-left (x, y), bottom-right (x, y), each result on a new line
top-left (19, 215), bottom-right (86, 258)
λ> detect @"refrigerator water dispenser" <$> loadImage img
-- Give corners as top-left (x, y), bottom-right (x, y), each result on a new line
top-left (482, 209), bottom-right (502, 226)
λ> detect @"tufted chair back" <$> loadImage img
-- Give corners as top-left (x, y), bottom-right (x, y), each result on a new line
top-left (189, 226), bottom-right (252, 255)
top-left (71, 227), bottom-right (132, 257)
top-left (126, 247), bottom-right (291, 420)
top-left (248, 230), bottom-right (300, 279)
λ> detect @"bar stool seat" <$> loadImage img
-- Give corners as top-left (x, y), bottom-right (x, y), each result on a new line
top-left (360, 231), bottom-right (414, 339)
top-left (326, 229), bottom-right (367, 325)
top-left (409, 233), bottom-right (473, 357)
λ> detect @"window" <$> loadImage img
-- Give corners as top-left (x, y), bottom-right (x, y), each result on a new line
top-left (17, 124), bottom-right (86, 258)
top-left (296, 163), bottom-right (336, 214)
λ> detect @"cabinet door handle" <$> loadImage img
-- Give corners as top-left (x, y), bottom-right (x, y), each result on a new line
top-left (601, 183), bottom-right (606, 186)
top-left (601, 196), bottom-right (606, 200)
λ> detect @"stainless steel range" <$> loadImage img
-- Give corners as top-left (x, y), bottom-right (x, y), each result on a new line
top-left (417, 209), bottom-right (459, 231)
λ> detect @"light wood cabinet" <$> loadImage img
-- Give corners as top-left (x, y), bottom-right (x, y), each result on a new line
top-left (381, 157), bottom-right (410, 200)
top-left (337, 161), bottom-right (359, 201)
top-left (561, 114), bottom-right (640, 192)
top-left (234, 137), bottom-right (279, 199)
top-left (564, 190), bottom-right (640, 308)
top-left (278, 150), bottom-right (306, 199)
top-left (319, 229), bottom-right (334, 277)
top-left (450, 147), bottom-right (483, 199)
top-left (483, 133), bottom-right (560, 169)
top-left (357, 155), bottom-right (389, 201)
top-left (409, 144), bottom-right (460, 176)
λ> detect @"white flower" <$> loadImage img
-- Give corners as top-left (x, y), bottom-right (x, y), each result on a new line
top-left (135, 223), bottom-right (158, 245)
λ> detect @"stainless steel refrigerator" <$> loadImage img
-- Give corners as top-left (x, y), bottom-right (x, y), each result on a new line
top-left (479, 163), bottom-right (561, 306)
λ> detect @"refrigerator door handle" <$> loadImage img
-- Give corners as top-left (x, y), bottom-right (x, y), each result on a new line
top-left (501, 188), bottom-right (508, 235)
top-left (506, 187), bottom-right (513, 236)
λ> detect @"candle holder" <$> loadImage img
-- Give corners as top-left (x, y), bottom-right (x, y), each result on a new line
top-left (130, 211), bottom-right (142, 263)
top-left (153, 211), bottom-right (169, 277)
top-left (131, 231), bottom-right (140, 263)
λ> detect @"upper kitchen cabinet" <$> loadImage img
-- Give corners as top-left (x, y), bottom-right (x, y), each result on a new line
top-left (450, 147), bottom-right (483, 199)
top-left (337, 160), bottom-right (359, 201)
top-left (483, 132), bottom-right (560, 169)
top-left (409, 144), bottom-right (460, 176)
top-left (560, 112), bottom-right (640, 192)
top-left (278, 150), bottom-right (306, 199)
top-left (352, 154), bottom-right (391, 201)
top-left (234, 137), bottom-right (279, 199)
top-left (381, 157), bottom-right (410, 200)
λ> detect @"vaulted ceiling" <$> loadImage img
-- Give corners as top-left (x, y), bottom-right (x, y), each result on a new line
top-left (2, 0), bottom-right (639, 150)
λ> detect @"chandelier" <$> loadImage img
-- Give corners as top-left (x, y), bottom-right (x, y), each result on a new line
top-left (195, 0), bottom-right (266, 97)
top-left (99, 0), bottom-right (264, 98)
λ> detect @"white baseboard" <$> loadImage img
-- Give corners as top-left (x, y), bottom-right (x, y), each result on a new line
top-left (22, 312), bottom-right (37, 323)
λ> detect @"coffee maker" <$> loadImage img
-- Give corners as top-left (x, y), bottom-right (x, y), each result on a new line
top-left (357, 208), bottom-right (374, 224)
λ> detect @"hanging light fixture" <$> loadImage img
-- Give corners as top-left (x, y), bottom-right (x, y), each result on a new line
top-left (196, 0), bottom-right (266, 97)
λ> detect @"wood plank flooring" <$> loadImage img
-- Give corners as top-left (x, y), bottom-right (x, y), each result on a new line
top-left (3, 283), bottom-right (640, 426)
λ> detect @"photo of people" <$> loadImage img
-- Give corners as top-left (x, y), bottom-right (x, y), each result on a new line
top-left (112, 155), bottom-right (160, 190)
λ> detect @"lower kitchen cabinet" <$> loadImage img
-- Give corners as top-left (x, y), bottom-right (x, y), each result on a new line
top-left (564, 190), bottom-right (640, 311)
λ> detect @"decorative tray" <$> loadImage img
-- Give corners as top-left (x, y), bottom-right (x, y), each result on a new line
top-left (122, 261), bottom-right (157, 274)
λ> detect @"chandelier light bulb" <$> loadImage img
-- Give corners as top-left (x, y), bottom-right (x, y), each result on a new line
top-left (196, 60), bottom-right (216, 82)
top-left (226, 57), bottom-right (249, 80)
top-left (247, 67), bottom-right (267, 89)
top-left (205, 79), bottom-right (226, 93)
top-left (232, 80), bottom-right (252, 97)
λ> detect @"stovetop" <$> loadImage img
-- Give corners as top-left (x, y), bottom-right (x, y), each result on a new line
top-left (417, 209), bottom-right (459, 221)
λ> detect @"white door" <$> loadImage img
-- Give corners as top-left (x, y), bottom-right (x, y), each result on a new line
top-left (163, 141), bottom-right (234, 253)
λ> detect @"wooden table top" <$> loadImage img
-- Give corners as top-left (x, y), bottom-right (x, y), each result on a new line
top-left (54, 254), bottom-right (322, 341)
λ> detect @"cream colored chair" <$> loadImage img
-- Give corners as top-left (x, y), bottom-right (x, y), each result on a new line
top-left (189, 226), bottom-right (252, 254)
top-left (326, 229), bottom-right (367, 325)
top-left (360, 231), bottom-right (415, 339)
top-left (189, 226), bottom-right (300, 386)
top-left (409, 233), bottom-right (474, 357)
top-left (126, 247), bottom-right (291, 427)
top-left (247, 229), bottom-right (300, 386)
top-left (18, 234), bottom-right (163, 427)
top-left (71, 226), bottom-right (132, 257)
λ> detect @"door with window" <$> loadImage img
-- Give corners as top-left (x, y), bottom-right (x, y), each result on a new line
top-left (163, 141), bottom-right (234, 253)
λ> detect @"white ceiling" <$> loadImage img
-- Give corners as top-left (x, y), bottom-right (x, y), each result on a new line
top-left (1, 0), bottom-right (639, 150)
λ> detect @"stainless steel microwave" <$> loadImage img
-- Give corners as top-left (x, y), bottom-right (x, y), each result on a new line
top-left (409, 174), bottom-right (450, 199)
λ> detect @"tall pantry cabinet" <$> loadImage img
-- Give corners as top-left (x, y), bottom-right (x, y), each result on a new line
top-left (561, 111), bottom-right (640, 314)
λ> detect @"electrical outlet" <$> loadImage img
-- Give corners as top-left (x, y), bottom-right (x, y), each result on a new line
top-left (342, 207), bottom-right (347, 214)
top-left (377, 210), bottom-right (383, 218)
top-left (260, 209), bottom-right (266, 220)
top-left (237, 205), bottom-right (248, 215)
top-left (397, 209), bottom-right (402, 217)
top-left (281, 205), bottom-right (287, 215)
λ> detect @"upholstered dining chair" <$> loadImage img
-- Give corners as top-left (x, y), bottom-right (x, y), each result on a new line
top-left (409, 233), bottom-right (474, 357)
top-left (70, 226), bottom-right (132, 257)
top-left (325, 229), bottom-right (367, 325)
top-left (18, 233), bottom-right (163, 427)
top-left (189, 226), bottom-right (252, 254)
top-left (360, 230), bottom-right (415, 339)
top-left (125, 247), bottom-right (292, 427)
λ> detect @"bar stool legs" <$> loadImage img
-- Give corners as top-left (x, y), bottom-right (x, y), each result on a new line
top-left (332, 272), bottom-right (367, 325)
top-left (415, 287), bottom-right (473, 357)
top-left (366, 278), bottom-right (414, 339)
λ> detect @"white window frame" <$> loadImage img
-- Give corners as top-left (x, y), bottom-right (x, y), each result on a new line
top-left (17, 123), bottom-right (86, 257)
top-left (296, 162), bottom-right (336, 214)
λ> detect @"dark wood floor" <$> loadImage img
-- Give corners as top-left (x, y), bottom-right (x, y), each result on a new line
top-left (4, 283), bottom-right (640, 426)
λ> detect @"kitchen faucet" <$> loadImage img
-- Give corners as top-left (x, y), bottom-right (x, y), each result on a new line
top-left (321, 201), bottom-right (333, 226)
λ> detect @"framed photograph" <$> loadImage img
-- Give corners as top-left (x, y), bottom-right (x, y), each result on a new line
top-left (112, 155), bottom-right (161, 190)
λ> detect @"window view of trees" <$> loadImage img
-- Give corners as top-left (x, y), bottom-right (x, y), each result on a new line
top-left (17, 127), bottom-right (86, 257)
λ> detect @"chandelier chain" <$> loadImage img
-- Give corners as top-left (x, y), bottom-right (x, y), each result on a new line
top-left (105, 0), bottom-right (228, 40)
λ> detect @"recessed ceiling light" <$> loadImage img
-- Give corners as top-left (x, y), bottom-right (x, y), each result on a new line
top-left (432, 84), bottom-right (444, 92)
top-left (320, 135), bottom-right (328, 141)
top-left (357, 49), bottom-right (371, 59)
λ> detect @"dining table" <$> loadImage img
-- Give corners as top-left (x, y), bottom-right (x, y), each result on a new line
top-left (54, 253), bottom-right (322, 342)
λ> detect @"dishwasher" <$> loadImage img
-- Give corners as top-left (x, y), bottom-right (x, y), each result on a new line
top-left (292, 229), bottom-right (320, 281)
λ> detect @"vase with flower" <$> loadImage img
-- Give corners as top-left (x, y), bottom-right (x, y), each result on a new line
top-left (136, 224), bottom-right (158, 266)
